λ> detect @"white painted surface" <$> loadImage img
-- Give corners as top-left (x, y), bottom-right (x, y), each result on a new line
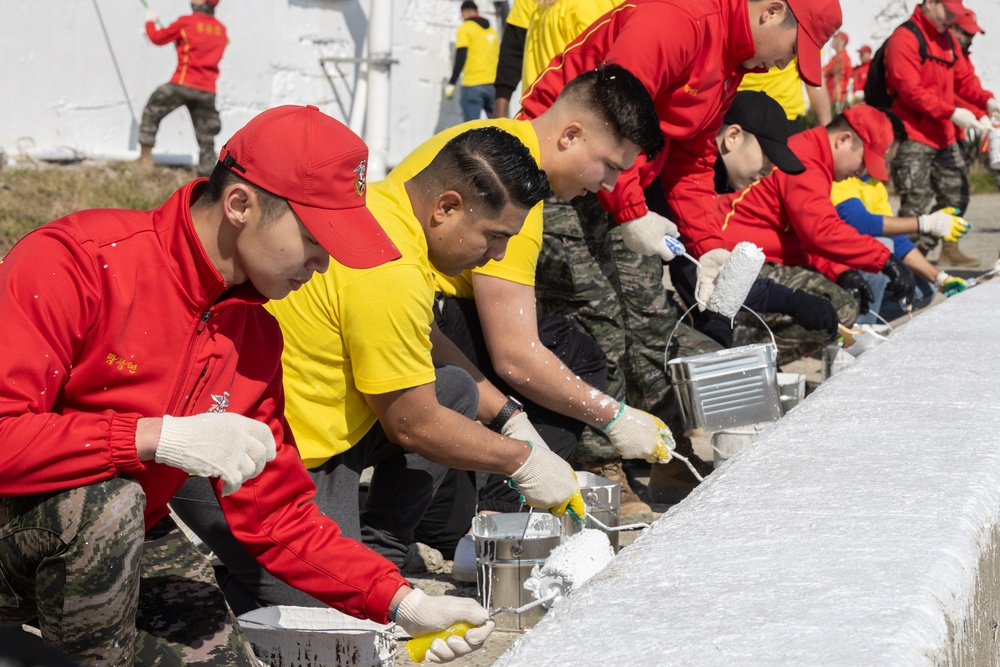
top-left (494, 280), bottom-right (1000, 666)
top-left (3, 2), bottom-right (998, 167)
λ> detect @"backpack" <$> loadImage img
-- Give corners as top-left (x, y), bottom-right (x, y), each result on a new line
top-left (864, 19), bottom-right (956, 110)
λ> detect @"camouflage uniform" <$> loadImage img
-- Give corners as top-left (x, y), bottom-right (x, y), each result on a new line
top-left (890, 139), bottom-right (969, 255)
top-left (0, 477), bottom-right (256, 666)
top-left (139, 83), bottom-right (222, 176)
top-left (736, 262), bottom-right (858, 365)
top-left (535, 195), bottom-right (721, 455)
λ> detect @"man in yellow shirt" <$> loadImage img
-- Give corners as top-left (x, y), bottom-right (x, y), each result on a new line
top-left (739, 58), bottom-right (833, 134)
top-left (448, 1), bottom-right (501, 121)
top-left (390, 65), bottom-right (673, 562)
top-left (172, 127), bottom-right (578, 614)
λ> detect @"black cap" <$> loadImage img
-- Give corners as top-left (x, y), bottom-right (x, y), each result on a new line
top-left (723, 91), bottom-right (805, 175)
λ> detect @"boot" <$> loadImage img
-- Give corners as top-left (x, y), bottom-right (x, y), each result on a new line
top-left (138, 145), bottom-right (154, 168)
top-left (938, 241), bottom-right (978, 267)
top-left (581, 457), bottom-right (653, 520)
top-left (647, 436), bottom-right (713, 505)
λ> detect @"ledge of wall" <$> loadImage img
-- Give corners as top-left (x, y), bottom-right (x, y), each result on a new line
top-left (494, 281), bottom-right (1000, 666)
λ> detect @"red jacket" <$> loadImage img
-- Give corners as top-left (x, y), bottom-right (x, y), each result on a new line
top-left (146, 12), bottom-right (228, 94)
top-left (517, 0), bottom-right (756, 256)
top-left (954, 46), bottom-right (988, 117)
top-left (718, 128), bottom-right (890, 278)
top-left (0, 181), bottom-right (407, 623)
top-left (823, 50), bottom-right (854, 103)
top-left (886, 7), bottom-right (992, 150)
top-left (852, 60), bottom-right (870, 96)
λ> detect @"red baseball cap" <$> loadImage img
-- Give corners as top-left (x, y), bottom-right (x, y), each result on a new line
top-left (954, 8), bottom-right (984, 34)
top-left (939, 0), bottom-right (966, 15)
top-left (834, 30), bottom-right (849, 45)
top-left (788, 0), bottom-right (844, 88)
top-left (218, 105), bottom-right (401, 269)
top-left (206, 0), bottom-right (220, 7)
top-left (858, 44), bottom-right (872, 55)
top-left (843, 105), bottom-right (894, 181)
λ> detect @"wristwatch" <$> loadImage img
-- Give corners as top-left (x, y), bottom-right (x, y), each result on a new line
top-left (488, 395), bottom-right (524, 433)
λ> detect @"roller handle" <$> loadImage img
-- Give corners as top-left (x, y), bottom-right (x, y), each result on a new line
top-left (406, 622), bottom-right (475, 663)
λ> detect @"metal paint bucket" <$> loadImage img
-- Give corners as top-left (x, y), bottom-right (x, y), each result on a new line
top-left (472, 512), bottom-right (562, 632)
top-left (561, 472), bottom-right (621, 553)
top-left (711, 422), bottom-right (772, 468)
top-left (776, 372), bottom-right (806, 415)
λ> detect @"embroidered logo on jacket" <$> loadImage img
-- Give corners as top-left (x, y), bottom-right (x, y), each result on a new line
top-left (209, 391), bottom-right (230, 413)
top-left (106, 353), bottom-right (138, 374)
top-left (684, 84), bottom-right (699, 96)
top-left (354, 160), bottom-right (367, 197)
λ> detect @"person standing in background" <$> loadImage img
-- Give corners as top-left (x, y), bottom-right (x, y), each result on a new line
top-left (822, 31), bottom-right (853, 109)
top-left (852, 45), bottom-right (872, 104)
top-left (139, 0), bottom-right (227, 176)
top-left (447, 1), bottom-right (500, 122)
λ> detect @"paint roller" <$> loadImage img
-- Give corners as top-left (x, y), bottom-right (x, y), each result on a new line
top-left (667, 237), bottom-right (765, 320)
top-left (406, 529), bottom-right (615, 662)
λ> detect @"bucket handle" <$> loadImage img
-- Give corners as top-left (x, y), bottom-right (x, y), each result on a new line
top-left (664, 302), bottom-right (777, 374)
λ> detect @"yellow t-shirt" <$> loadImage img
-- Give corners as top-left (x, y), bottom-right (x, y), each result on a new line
top-left (265, 178), bottom-right (437, 468)
top-left (507, 0), bottom-right (535, 29)
top-left (522, 0), bottom-right (619, 94)
top-left (456, 18), bottom-right (500, 87)
top-left (385, 118), bottom-right (544, 299)
top-left (739, 58), bottom-right (807, 121)
top-left (830, 176), bottom-right (893, 216)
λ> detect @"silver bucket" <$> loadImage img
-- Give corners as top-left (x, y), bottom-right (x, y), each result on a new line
top-left (472, 513), bottom-right (561, 632)
top-left (561, 472), bottom-right (621, 553)
top-left (666, 304), bottom-right (782, 434)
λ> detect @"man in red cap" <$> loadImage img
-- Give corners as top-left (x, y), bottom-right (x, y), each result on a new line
top-left (951, 9), bottom-right (1000, 193)
top-left (852, 44), bottom-right (873, 103)
top-left (139, 0), bottom-right (228, 176)
top-left (886, 0), bottom-right (997, 267)
top-left (823, 31), bottom-right (853, 107)
top-left (0, 105), bottom-right (496, 665)
top-left (514, 0), bottom-right (843, 493)
top-left (717, 105), bottom-right (915, 359)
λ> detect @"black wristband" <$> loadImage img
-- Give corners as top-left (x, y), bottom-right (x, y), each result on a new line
top-left (488, 396), bottom-right (524, 433)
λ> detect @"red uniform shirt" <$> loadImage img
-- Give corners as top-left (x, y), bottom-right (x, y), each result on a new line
top-left (0, 181), bottom-right (407, 622)
top-left (823, 50), bottom-right (854, 103)
top-left (146, 12), bottom-right (228, 94)
top-left (517, 0), bottom-right (756, 257)
top-left (852, 60), bottom-right (870, 96)
top-left (719, 127), bottom-right (890, 278)
top-left (886, 7), bottom-right (992, 150)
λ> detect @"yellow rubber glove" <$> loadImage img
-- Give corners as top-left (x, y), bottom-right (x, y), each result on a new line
top-left (935, 270), bottom-right (968, 297)
top-left (918, 207), bottom-right (971, 242)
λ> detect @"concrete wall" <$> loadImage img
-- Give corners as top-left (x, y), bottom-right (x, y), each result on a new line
top-left (1, 1), bottom-right (999, 167)
top-left (493, 280), bottom-right (1000, 666)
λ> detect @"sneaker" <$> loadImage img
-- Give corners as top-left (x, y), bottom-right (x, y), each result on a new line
top-left (451, 533), bottom-right (477, 583)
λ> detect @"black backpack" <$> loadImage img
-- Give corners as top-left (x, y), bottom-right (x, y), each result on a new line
top-left (864, 19), bottom-right (957, 110)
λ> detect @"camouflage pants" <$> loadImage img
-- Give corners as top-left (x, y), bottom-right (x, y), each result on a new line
top-left (0, 477), bottom-right (256, 666)
top-left (140, 83), bottom-right (222, 176)
top-left (536, 195), bottom-right (721, 452)
top-left (738, 263), bottom-right (858, 365)
top-left (890, 139), bottom-right (969, 255)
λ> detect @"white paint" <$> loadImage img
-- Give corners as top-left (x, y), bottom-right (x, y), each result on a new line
top-left (494, 280), bottom-right (1000, 666)
top-left (705, 241), bottom-right (765, 319)
top-left (7, 1), bottom-right (997, 168)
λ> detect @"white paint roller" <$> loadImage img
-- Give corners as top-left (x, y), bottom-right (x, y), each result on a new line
top-left (704, 241), bottom-right (765, 320)
top-left (522, 529), bottom-right (615, 608)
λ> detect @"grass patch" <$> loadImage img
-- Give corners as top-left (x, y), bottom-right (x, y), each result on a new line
top-left (0, 162), bottom-right (191, 255)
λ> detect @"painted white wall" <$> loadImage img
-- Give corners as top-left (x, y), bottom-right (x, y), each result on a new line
top-left (1, 1), bottom-right (998, 167)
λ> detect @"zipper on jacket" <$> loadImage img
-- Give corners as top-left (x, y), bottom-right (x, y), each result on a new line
top-left (196, 309), bottom-right (211, 332)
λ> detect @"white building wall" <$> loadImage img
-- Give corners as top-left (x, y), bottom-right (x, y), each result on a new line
top-left (1, 1), bottom-right (998, 168)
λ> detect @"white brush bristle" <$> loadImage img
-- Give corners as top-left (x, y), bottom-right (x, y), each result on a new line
top-left (705, 242), bottom-right (765, 319)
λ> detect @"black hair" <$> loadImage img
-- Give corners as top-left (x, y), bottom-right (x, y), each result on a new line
top-left (197, 162), bottom-right (291, 226)
top-left (555, 63), bottom-right (664, 159)
top-left (460, 0), bottom-right (478, 11)
top-left (417, 126), bottom-right (551, 218)
top-left (827, 113), bottom-right (862, 149)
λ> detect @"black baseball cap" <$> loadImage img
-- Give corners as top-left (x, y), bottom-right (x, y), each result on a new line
top-left (723, 91), bottom-right (805, 175)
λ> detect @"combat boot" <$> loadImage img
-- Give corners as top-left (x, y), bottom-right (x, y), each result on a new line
top-left (938, 241), bottom-right (978, 267)
top-left (138, 145), bottom-right (154, 168)
top-left (580, 456), bottom-right (653, 521)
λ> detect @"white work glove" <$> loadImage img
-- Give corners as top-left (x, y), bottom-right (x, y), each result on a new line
top-left (620, 211), bottom-right (681, 261)
top-left (602, 403), bottom-right (675, 463)
top-left (695, 248), bottom-right (731, 308)
top-left (444, 83), bottom-right (456, 99)
top-left (153, 413), bottom-right (277, 496)
top-left (987, 98), bottom-right (1000, 126)
top-left (396, 589), bottom-right (494, 663)
top-left (918, 207), bottom-right (971, 241)
top-left (934, 270), bottom-right (968, 297)
top-left (500, 411), bottom-right (550, 450)
top-left (951, 107), bottom-right (988, 131)
top-left (510, 443), bottom-right (584, 518)
top-left (145, 7), bottom-right (158, 23)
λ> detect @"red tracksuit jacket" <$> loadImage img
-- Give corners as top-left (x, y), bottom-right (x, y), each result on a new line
top-left (146, 12), bottom-right (228, 94)
top-left (517, 0), bottom-right (757, 257)
top-left (718, 127), bottom-right (891, 279)
top-left (0, 181), bottom-right (407, 622)
top-left (886, 7), bottom-right (992, 150)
